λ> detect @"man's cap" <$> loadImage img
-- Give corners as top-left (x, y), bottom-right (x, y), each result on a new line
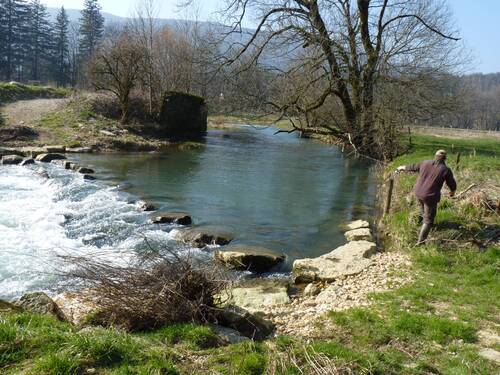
top-left (435, 149), bottom-right (447, 157)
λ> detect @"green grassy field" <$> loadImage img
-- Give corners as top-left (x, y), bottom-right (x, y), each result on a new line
top-left (0, 134), bottom-right (498, 374)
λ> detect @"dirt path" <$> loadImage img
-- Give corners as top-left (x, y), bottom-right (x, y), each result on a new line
top-left (1, 98), bottom-right (68, 126)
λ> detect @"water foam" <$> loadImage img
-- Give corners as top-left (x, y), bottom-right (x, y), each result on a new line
top-left (0, 163), bottom-right (182, 300)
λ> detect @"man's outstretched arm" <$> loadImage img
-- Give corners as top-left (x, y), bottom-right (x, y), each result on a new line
top-left (396, 162), bottom-right (421, 174)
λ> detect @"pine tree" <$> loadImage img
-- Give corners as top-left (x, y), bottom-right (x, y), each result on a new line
top-left (54, 6), bottom-right (70, 86)
top-left (79, 0), bottom-right (104, 61)
top-left (26, 0), bottom-right (52, 81)
top-left (0, 0), bottom-right (29, 81)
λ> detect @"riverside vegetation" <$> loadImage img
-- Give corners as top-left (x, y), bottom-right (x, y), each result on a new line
top-left (0, 133), bottom-right (498, 374)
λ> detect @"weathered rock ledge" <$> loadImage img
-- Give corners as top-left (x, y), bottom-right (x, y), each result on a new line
top-left (292, 240), bottom-right (377, 283)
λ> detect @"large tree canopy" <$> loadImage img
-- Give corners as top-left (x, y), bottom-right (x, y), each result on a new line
top-left (221, 0), bottom-right (464, 159)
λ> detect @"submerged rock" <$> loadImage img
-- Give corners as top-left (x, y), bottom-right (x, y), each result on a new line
top-left (214, 245), bottom-right (285, 273)
top-left (149, 212), bottom-right (192, 225)
top-left (215, 305), bottom-right (275, 340)
top-left (20, 158), bottom-right (35, 166)
top-left (174, 227), bottom-right (233, 247)
top-left (292, 240), bottom-right (377, 283)
top-left (83, 174), bottom-right (96, 181)
top-left (15, 292), bottom-right (67, 321)
top-left (36, 153), bottom-right (66, 162)
top-left (345, 228), bottom-right (373, 242)
top-left (51, 159), bottom-right (72, 169)
top-left (345, 219), bottom-right (370, 231)
top-left (1, 154), bottom-right (23, 165)
top-left (217, 279), bottom-right (290, 314)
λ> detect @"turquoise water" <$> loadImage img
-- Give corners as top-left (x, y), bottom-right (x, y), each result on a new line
top-left (74, 126), bottom-right (376, 265)
top-left (0, 125), bottom-right (375, 299)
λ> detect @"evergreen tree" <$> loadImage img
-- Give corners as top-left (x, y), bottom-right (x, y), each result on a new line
top-left (79, 0), bottom-right (104, 60)
top-left (54, 6), bottom-right (70, 85)
top-left (0, 0), bottom-right (29, 80)
top-left (26, 0), bottom-right (52, 81)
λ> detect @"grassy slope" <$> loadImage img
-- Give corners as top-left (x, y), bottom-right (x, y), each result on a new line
top-left (1, 135), bottom-right (498, 374)
top-left (3, 94), bottom-right (168, 151)
top-left (0, 83), bottom-right (70, 103)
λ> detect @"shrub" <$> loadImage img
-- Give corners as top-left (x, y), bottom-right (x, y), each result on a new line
top-left (61, 248), bottom-right (228, 331)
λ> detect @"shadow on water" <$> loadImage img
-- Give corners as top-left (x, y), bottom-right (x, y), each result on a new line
top-left (74, 126), bottom-right (376, 270)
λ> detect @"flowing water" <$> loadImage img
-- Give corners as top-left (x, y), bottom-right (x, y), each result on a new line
top-left (0, 126), bottom-right (375, 300)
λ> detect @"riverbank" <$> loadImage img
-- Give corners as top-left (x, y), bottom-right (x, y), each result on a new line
top-left (1, 134), bottom-right (497, 373)
top-left (0, 88), bottom-right (291, 152)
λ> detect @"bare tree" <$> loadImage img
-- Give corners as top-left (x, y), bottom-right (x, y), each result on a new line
top-left (89, 32), bottom-right (147, 124)
top-left (220, 0), bottom-right (465, 159)
top-left (131, 0), bottom-right (160, 115)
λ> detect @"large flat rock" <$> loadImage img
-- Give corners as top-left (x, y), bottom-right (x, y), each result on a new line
top-left (345, 228), bottom-right (373, 242)
top-left (292, 240), bottom-right (377, 283)
top-left (215, 245), bottom-right (285, 273)
top-left (172, 226), bottom-right (233, 247)
top-left (345, 220), bottom-right (370, 231)
top-left (217, 279), bottom-right (290, 314)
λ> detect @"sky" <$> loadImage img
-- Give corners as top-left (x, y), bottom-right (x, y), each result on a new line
top-left (40, 0), bottom-right (500, 74)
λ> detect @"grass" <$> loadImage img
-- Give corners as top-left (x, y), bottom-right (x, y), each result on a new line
top-left (28, 95), bottom-right (165, 151)
top-left (0, 133), bottom-right (498, 374)
top-left (0, 82), bottom-right (70, 103)
top-left (310, 134), bottom-right (500, 373)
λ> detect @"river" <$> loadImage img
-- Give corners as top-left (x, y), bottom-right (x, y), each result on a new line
top-left (0, 125), bottom-right (375, 300)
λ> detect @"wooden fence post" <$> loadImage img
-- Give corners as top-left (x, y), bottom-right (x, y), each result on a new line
top-left (455, 152), bottom-right (461, 170)
top-left (384, 177), bottom-right (394, 216)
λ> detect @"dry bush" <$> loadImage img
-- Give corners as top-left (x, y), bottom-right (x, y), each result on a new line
top-left (458, 182), bottom-right (500, 213)
top-left (59, 248), bottom-right (229, 331)
top-left (89, 93), bottom-right (156, 123)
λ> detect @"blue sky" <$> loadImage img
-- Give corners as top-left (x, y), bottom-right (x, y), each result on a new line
top-left (41, 0), bottom-right (500, 73)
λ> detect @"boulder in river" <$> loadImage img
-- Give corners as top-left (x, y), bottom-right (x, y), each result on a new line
top-left (20, 158), bottom-right (35, 166)
top-left (83, 174), bottom-right (95, 180)
top-left (149, 212), bottom-right (192, 225)
top-left (345, 228), bottom-right (373, 242)
top-left (1, 154), bottom-right (23, 165)
top-left (36, 153), bottom-right (66, 162)
top-left (292, 240), bottom-right (377, 283)
top-left (216, 279), bottom-right (290, 314)
top-left (173, 227), bottom-right (233, 247)
top-left (214, 245), bottom-right (285, 273)
top-left (215, 305), bottom-right (275, 340)
top-left (15, 292), bottom-right (67, 321)
top-left (137, 200), bottom-right (157, 211)
top-left (345, 219), bottom-right (370, 231)
top-left (77, 167), bottom-right (95, 174)
top-left (158, 91), bottom-right (208, 140)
